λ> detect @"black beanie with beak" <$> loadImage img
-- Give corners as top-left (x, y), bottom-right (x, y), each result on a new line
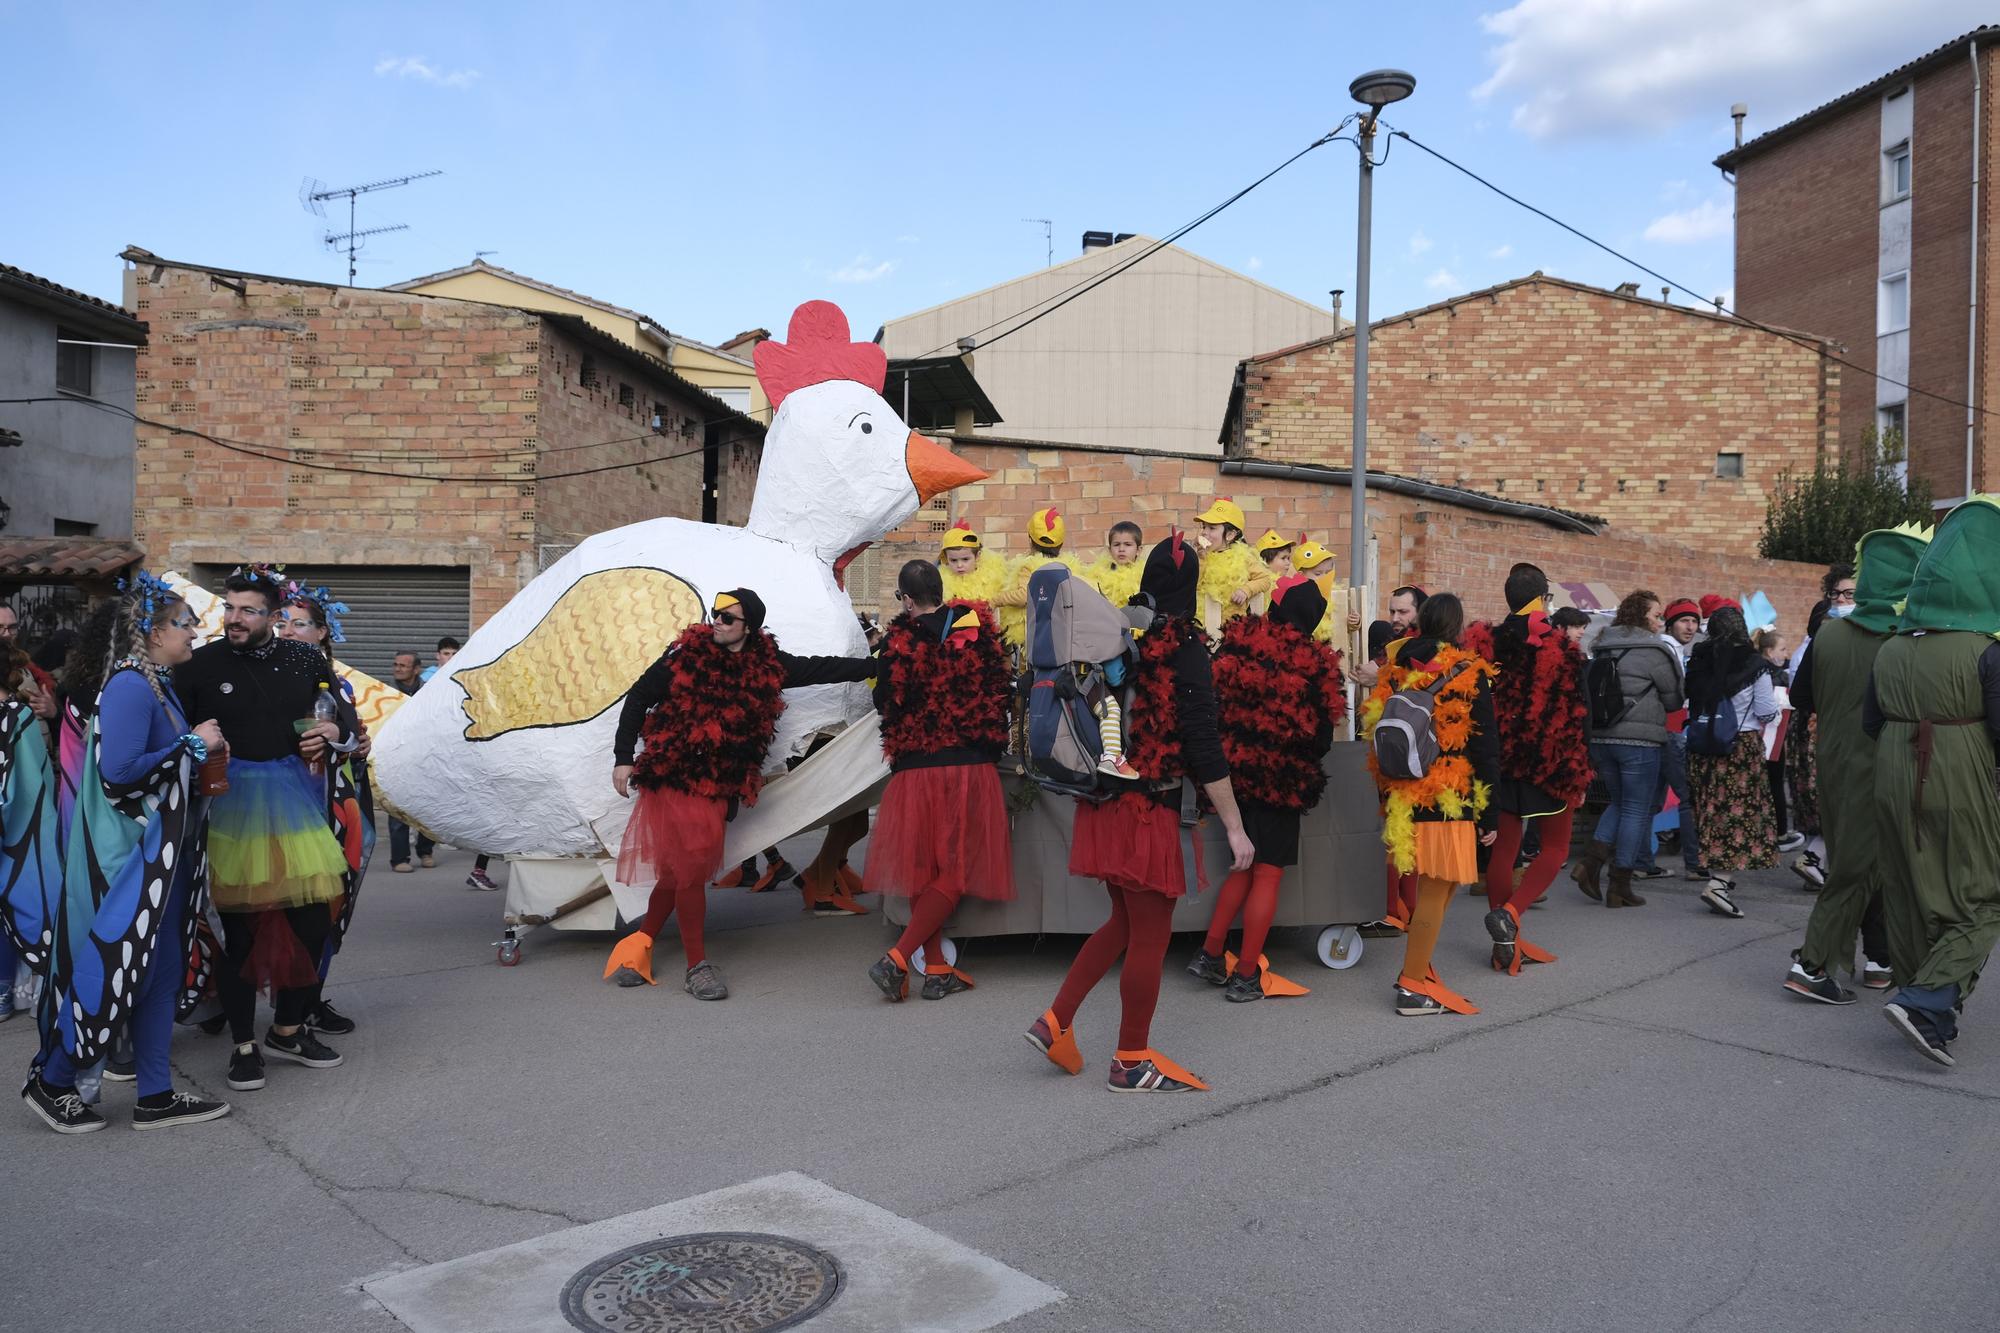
top-left (714, 588), bottom-right (768, 635)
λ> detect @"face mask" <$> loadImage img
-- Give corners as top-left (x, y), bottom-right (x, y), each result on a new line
top-left (1827, 603), bottom-right (1856, 619)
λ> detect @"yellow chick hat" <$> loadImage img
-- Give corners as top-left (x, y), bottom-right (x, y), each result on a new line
top-left (940, 520), bottom-right (982, 552)
top-left (1254, 529), bottom-right (1294, 556)
top-left (1196, 498), bottom-right (1247, 531)
top-left (1029, 506), bottom-right (1067, 550)
top-left (1292, 538), bottom-right (1334, 573)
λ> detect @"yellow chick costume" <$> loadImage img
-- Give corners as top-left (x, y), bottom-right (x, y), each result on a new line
top-left (938, 522), bottom-right (1011, 608)
top-left (994, 507), bottom-right (1086, 651)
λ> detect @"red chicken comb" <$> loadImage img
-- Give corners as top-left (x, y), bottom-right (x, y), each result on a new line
top-left (1169, 528), bottom-right (1187, 568)
top-left (754, 300), bottom-right (888, 409)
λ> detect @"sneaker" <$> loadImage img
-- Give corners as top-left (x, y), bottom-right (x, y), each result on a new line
top-left (1633, 864), bottom-right (1671, 880)
top-left (1783, 956), bottom-right (1855, 1005)
top-left (466, 868), bottom-right (499, 892)
top-left (227, 1043), bottom-right (266, 1090)
top-left (1394, 985), bottom-right (1446, 1016)
top-left (1096, 755), bottom-right (1141, 781)
top-left (684, 960), bottom-right (729, 1001)
top-left (307, 1000), bottom-right (356, 1036)
top-left (1791, 853), bottom-right (1827, 891)
top-left (263, 1027), bottom-right (343, 1070)
top-left (1106, 1057), bottom-right (1203, 1092)
top-left (1883, 1003), bottom-right (1955, 1068)
top-left (21, 1076), bottom-right (106, 1135)
top-left (749, 858), bottom-right (795, 893)
top-left (419, 854), bottom-right (436, 868)
top-left (1356, 918), bottom-right (1406, 938)
top-left (868, 953), bottom-right (909, 1002)
top-left (1483, 907), bottom-right (1519, 972)
top-left (0, 994), bottom-right (14, 1023)
top-left (1684, 863), bottom-right (1714, 882)
top-left (391, 862), bottom-right (413, 874)
top-left (920, 970), bottom-right (973, 1001)
top-left (1777, 831), bottom-right (1806, 854)
top-left (102, 1056), bottom-right (137, 1082)
top-left (1222, 973), bottom-right (1263, 1004)
top-left (1185, 949), bottom-right (1229, 986)
top-left (132, 1091), bottom-right (231, 1131)
top-left (1700, 880), bottom-right (1744, 918)
top-left (1861, 958), bottom-right (1894, 990)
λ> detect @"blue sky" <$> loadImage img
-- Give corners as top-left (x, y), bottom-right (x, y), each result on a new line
top-left (2, 1), bottom-right (1988, 348)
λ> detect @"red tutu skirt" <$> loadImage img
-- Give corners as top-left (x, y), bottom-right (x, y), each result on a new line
top-left (1069, 792), bottom-right (1186, 898)
top-left (617, 787), bottom-right (727, 890)
top-left (864, 764), bottom-right (1015, 901)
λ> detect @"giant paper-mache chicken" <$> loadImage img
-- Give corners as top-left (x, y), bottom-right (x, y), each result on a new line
top-left (371, 301), bottom-right (988, 858)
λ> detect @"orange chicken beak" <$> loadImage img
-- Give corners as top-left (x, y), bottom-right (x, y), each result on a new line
top-left (905, 430), bottom-right (988, 505)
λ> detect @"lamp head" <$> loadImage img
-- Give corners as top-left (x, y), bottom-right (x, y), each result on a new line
top-left (1349, 69), bottom-right (1416, 109)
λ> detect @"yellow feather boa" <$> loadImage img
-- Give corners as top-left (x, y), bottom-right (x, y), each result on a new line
top-left (1196, 540), bottom-right (1274, 631)
top-left (1361, 644), bottom-right (1495, 873)
top-left (996, 551), bottom-right (1087, 649)
top-left (940, 552), bottom-right (1010, 609)
top-left (1085, 556), bottom-right (1144, 610)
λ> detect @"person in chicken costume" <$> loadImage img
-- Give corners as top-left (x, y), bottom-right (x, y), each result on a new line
top-left (1193, 499), bottom-right (1274, 635)
top-left (993, 508), bottom-right (1088, 653)
top-left (1462, 563), bottom-right (1591, 975)
top-left (1189, 575), bottom-right (1346, 1001)
top-left (1254, 530), bottom-right (1296, 581)
top-left (938, 521), bottom-right (1009, 610)
top-left (369, 301), bottom-right (987, 925)
top-left (607, 588), bottom-right (876, 999)
top-left (1083, 520), bottom-right (1146, 611)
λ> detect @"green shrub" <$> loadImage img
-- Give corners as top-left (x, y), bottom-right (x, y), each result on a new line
top-left (1759, 430), bottom-right (1933, 564)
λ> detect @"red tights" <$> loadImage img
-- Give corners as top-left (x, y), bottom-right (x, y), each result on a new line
top-left (1483, 807), bottom-right (1575, 916)
top-left (640, 881), bottom-right (707, 966)
top-left (1050, 884), bottom-right (1177, 1050)
top-left (1384, 860), bottom-right (1418, 923)
top-left (1203, 864), bottom-right (1285, 978)
top-left (893, 886), bottom-right (962, 970)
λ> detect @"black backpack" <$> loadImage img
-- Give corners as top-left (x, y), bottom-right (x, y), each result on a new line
top-left (1584, 649), bottom-right (1655, 731)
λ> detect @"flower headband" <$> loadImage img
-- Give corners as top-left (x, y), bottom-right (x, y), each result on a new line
top-left (283, 579), bottom-right (349, 644)
top-left (230, 562), bottom-right (289, 596)
top-left (114, 569), bottom-right (182, 637)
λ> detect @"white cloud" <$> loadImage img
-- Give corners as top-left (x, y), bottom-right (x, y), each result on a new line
top-left (895, 234), bottom-right (921, 245)
top-left (1424, 267), bottom-right (1462, 292)
top-left (1488, 243), bottom-right (1513, 259)
top-left (1643, 197), bottom-right (1733, 243)
top-left (1474, 0), bottom-right (1991, 140)
top-left (374, 56), bottom-right (480, 89)
top-left (1408, 230), bottom-right (1434, 258)
top-left (830, 255), bottom-right (895, 283)
top-left (1245, 256), bottom-right (1264, 271)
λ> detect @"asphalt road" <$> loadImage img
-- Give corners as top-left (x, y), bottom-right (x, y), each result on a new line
top-left (3, 836), bottom-right (1994, 1332)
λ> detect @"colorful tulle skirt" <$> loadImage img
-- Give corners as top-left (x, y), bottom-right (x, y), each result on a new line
top-left (618, 787), bottom-right (727, 891)
top-left (1412, 819), bottom-right (1479, 884)
top-left (864, 764), bottom-right (1015, 901)
top-left (1069, 791), bottom-right (1187, 898)
top-left (207, 757), bottom-right (347, 912)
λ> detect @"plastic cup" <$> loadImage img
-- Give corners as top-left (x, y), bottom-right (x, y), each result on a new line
top-left (199, 754), bottom-right (230, 796)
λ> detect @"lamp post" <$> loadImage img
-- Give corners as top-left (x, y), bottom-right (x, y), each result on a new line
top-left (1345, 69), bottom-right (1415, 610)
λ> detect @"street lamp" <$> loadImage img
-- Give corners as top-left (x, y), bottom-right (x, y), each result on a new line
top-left (1345, 68), bottom-right (1415, 617)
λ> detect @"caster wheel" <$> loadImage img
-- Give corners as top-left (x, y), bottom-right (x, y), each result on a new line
top-left (909, 936), bottom-right (958, 975)
top-left (1317, 925), bottom-right (1363, 970)
top-left (495, 930), bottom-right (522, 966)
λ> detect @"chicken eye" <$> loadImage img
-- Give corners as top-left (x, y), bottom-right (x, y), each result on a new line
top-left (860, 421), bottom-right (873, 434)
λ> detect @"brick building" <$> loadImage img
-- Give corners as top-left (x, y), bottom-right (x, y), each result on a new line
top-left (121, 248), bottom-right (761, 675)
top-left (862, 436), bottom-right (1827, 634)
top-left (1717, 26), bottom-right (1999, 505)
top-left (1220, 274), bottom-right (1840, 554)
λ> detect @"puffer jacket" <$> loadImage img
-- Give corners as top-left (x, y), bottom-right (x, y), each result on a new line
top-left (1589, 625), bottom-right (1685, 745)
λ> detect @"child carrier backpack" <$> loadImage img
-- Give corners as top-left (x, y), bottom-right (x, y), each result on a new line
top-left (1019, 564), bottom-right (1137, 798)
top-left (1372, 662), bottom-right (1471, 781)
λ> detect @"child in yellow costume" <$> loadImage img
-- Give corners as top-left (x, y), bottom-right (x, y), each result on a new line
top-left (1085, 520), bottom-right (1146, 611)
top-left (938, 522), bottom-right (1010, 608)
top-left (993, 506), bottom-right (1087, 653)
top-left (1255, 530), bottom-right (1296, 580)
top-left (1195, 499), bottom-right (1275, 635)
top-left (1293, 537), bottom-right (1340, 643)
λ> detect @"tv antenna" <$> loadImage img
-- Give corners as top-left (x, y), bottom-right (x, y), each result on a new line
top-left (1023, 217), bottom-right (1053, 267)
top-left (300, 170), bottom-right (443, 282)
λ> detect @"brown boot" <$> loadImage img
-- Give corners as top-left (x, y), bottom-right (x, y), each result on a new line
top-left (1606, 866), bottom-right (1646, 908)
top-left (1570, 839), bottom-right (1611, 901)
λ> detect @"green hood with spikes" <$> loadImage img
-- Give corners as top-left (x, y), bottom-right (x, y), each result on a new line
top-left (1846, 521), bottom-right (1933, 634)
top-left (1898, 496), bottom-right (2000, 638)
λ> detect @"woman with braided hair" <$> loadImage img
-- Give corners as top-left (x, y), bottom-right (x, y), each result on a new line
top-left (1189, 575), bottom-right (1346, 1001)
top-left (14, 575), bottom-right (231, 1133)
top-left (864, 560), bottom-right (1014, 1002)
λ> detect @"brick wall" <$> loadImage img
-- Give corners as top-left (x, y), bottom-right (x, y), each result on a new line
top-left (1907, 57), bottom-right (1978, 495)
top-left (865, 438), bottom-right (1827, 631)
top-left (1231, 278), bottom-right (1836, 553)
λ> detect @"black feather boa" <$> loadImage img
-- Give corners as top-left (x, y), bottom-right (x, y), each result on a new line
top-left (631, 625), bottom-right (788, 803)
top-left (1212, 614), bottom-right (1348, 810)
top-left (1125, 616), bottom-right (1206, 783)
top-left (1462, 616), bottom-right (1591, 806)
top-left (879, 602), bottom-right (1011, 763)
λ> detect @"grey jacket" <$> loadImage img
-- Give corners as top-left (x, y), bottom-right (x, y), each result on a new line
top-left (1589, 625), bottom-right (1686, 745)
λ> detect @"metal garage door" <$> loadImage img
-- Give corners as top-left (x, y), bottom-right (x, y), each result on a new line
top-left (193, 564), bottom-right (470, 680)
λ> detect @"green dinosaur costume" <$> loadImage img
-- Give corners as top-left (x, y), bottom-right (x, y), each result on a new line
top-left (1798, 522), bottom-right (1931, 977)
top-left (1869, 497), bottom-right (2000, 1040)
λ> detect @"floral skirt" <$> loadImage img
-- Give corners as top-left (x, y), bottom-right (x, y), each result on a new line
top-left (1689, 730), bottom-right (1778, 873)
top-left (1784, 714), bottom-right (1819, 835)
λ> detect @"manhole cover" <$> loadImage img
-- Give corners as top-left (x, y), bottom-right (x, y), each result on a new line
top-left (559, 1231), bottom-right (842, 1332)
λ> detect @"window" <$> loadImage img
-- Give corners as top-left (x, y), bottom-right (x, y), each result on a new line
top-left (1878, 403), bottom-right (1909, 488)
top-left (617, 381), bottom-right (634, 408)
top-left (55, 328), bottom-right (92, 395)
top-left (52, 518), bottom-right (96, 536)
top-left (578, 355), bottom-right (598, 389)
top-left (1715, 452), bottom-right (1744, 479)
top-left (709, 386), bottom-right (752, 414)
top-left (1885, 140), bottom-right (1911, 202)
top-left (651, 401), bottom-right (670, 434)
top-left (1879, 273), bottom-right (1910, 334)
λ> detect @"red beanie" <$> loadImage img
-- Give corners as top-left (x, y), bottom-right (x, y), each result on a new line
top-left (1697, 594), bottom-right (1740, 618)
top-left (1663, 598), bottom-right (1701, 625)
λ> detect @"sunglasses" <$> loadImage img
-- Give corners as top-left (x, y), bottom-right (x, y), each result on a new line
top-left (712, 611), bottom-right (744, 626)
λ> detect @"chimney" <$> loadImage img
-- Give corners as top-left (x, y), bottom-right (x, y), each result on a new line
top-left (1330, 288), bottom-right (1344, 321)
top-left (1731, 102), bottom-right (1748, 148)
top-left (1614, 282), bottom-right (1640, 297)
top-left (1081, 230), bottom-right (1115, 254)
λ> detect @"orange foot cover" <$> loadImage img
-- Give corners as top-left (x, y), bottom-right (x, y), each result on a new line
top-left (603, 932), bottom-right (656, 985)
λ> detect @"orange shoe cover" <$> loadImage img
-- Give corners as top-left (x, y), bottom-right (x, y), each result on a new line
top-left (1400, 968), bottom-right (1479, 1015)
top-left (929, 964), bottom-right (976, 989)
top-left (801, 863), bottom-right (868, 915)
top-left (1384, 912), bottom-right (1409, 932)
top-left (1222, 951), bottom-right (1311, 997)
top-left (835, 863), bottom-right (864, 897)
top-left (749, 861), bottom-right (788, 892)
top-left (1495, 904), bottom-right (1557, 977)
top-left (714, 864), bottom-right (748, 890)
top-left (603, 932), bottom-right (656, 985)
top-left (1114, 1048), bottom-right (1210, 1091)
top-left (1034, 1010), bottom-right (1083, 1074)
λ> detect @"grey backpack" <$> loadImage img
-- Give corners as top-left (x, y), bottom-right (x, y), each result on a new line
top-left (1371, 662), bottom-right (1471, 781)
